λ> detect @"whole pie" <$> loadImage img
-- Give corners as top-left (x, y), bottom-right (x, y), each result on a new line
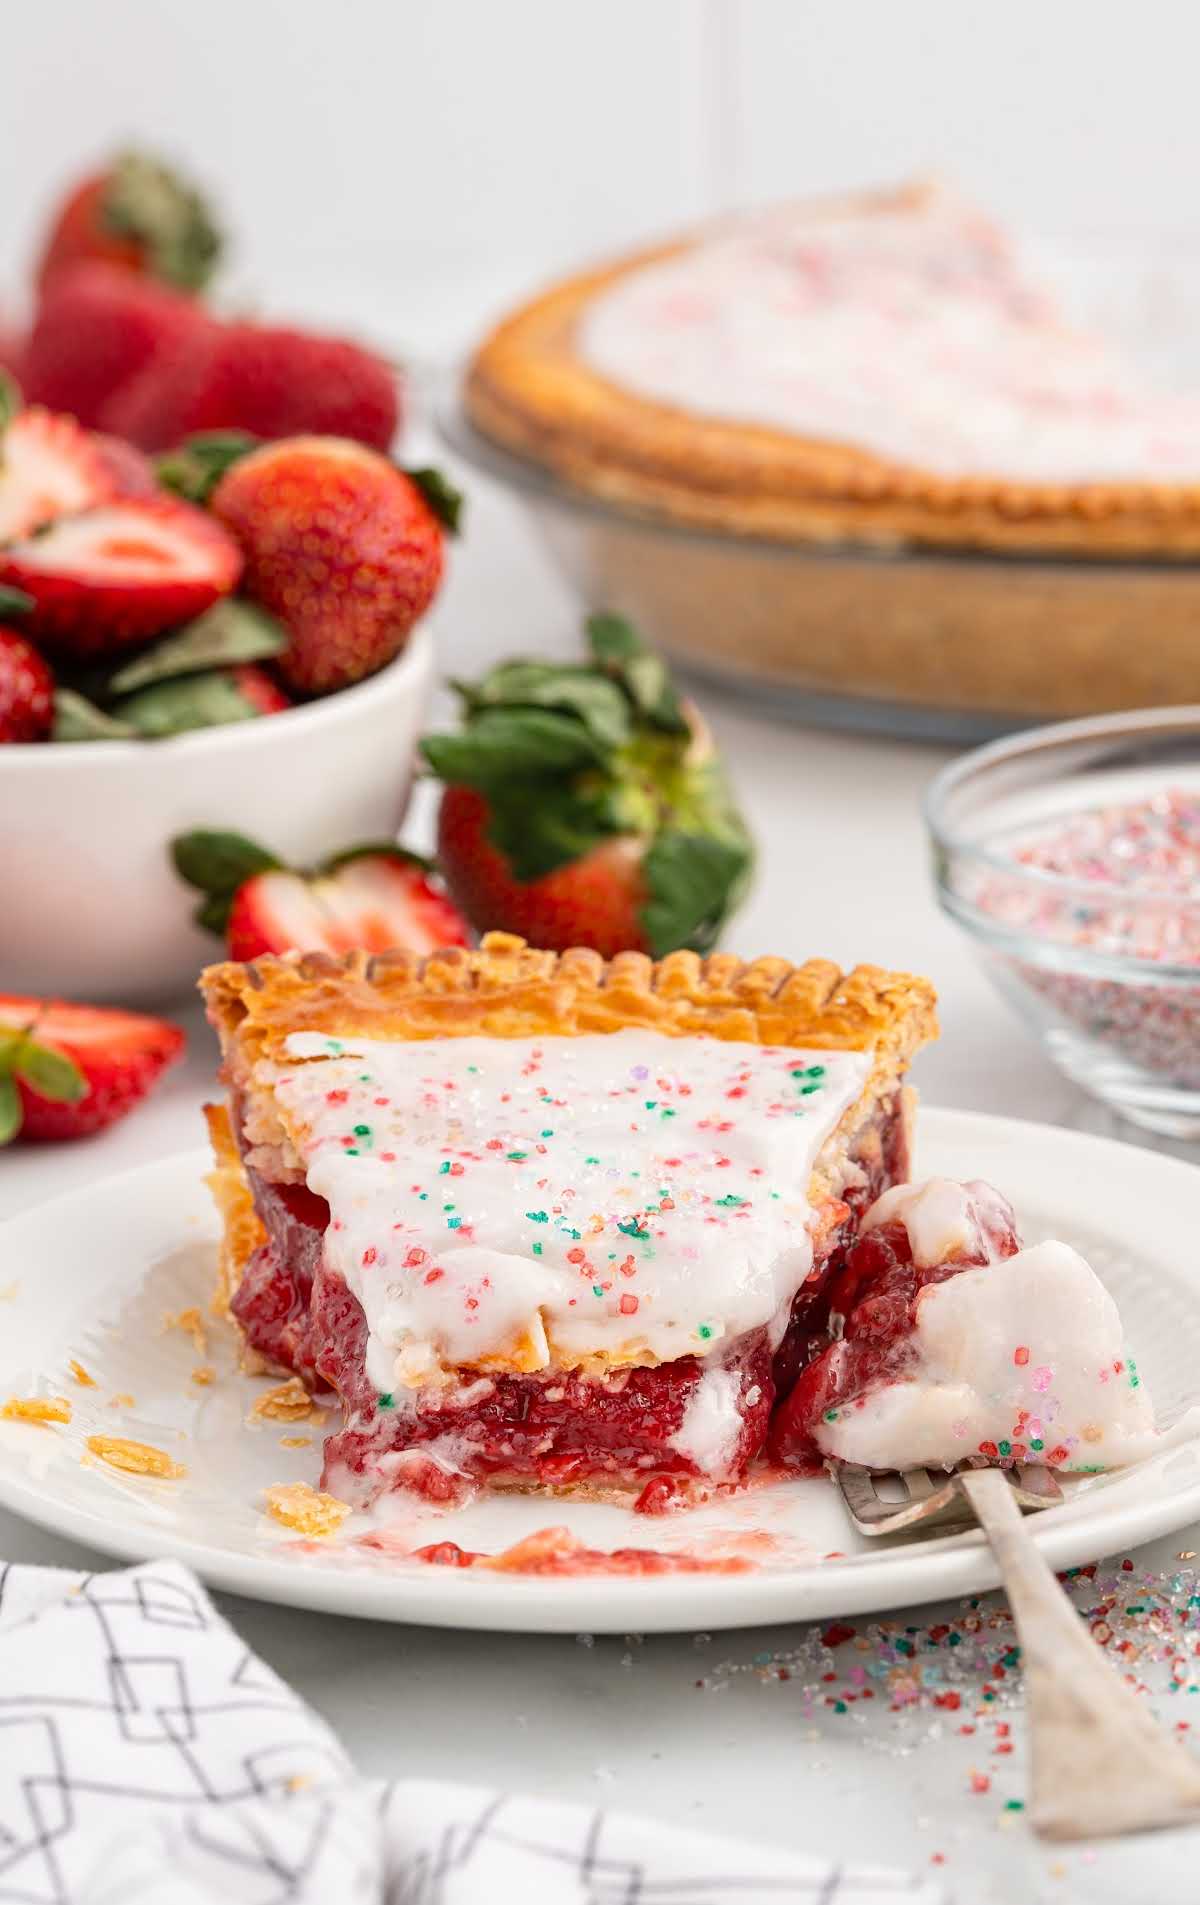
top-left (466, 182), bottom-right (1200, 557)
top-left (201, 931), bottom-right (936, 1509)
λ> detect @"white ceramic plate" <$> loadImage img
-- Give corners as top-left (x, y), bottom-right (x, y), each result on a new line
top-left (2, 1108), bottom-right (1199, 1633)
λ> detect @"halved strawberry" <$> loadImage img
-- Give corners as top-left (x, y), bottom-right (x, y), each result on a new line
top-left (0, 497), bottom-right (243, 655)
top-left (172, 831), bottom-right (471, 960)
top-left (0, 996), bottom-right (185, 1143)
top-left (0, 406), bottom-right (117, 541)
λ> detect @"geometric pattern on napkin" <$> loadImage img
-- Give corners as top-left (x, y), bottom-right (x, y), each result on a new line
top-left (0, 1559), bottom-right (943, 1904)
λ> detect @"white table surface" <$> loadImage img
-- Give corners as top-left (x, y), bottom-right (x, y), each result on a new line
top-left (3, 457), bottom-right (1198, 1904)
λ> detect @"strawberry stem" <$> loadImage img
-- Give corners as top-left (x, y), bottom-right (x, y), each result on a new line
top-left (103, 151), bottom-right (223, 293)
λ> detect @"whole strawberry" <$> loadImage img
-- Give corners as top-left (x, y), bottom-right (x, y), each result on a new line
top-left (25, 261), bottom-right (214, 429)
top-left (35, 150), bottom-right (221, 294)
top-left (107, 320), bottom-right (400, 453)
top-left (0, 624), bottom-right (54, 742)
top-left (172, 831), bottom-right (470, 959)
top-left (210, 439), bottom-right (458, 694)
top-left (422, 616), bottom-right (754, 958)
top-left (0, 996), bottom-right (185, 1143)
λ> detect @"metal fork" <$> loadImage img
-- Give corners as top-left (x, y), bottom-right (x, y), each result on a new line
top-left (834, 1461), bottom-right (1200, 1841)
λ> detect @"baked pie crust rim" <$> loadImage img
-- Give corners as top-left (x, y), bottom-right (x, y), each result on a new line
top-left (464, 183), bottom-right (1200, 558)
top-left (201, 930), bottom-right (938, 1083)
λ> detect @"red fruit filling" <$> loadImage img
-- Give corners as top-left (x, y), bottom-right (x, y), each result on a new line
top-left (322, 1319), bottom-right (775, 1509)
top-left (769, 1182), bottom-right (1021, 1471)
top-left (233, 1172), bottom-right (331, 1388)
top-left (769, 1105), bottom-right (912, 1404)
top-left (230, 1100), bottom-right (910, 1506)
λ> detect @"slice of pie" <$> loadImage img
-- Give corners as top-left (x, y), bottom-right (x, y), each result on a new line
top-left (200, 932), bottom-right (936, 1509)
top-left (771, 1177), bottom-right (1176, 1473)
top-left (466, 181), bottom-right (1200, 557)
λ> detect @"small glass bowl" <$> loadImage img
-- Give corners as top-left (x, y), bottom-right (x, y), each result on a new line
top-left (925, 707), bottom-right (1200, 1139)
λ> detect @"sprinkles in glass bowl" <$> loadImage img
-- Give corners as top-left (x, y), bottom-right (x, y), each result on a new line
top-left (926, 708), bottom-right (1200, 1139)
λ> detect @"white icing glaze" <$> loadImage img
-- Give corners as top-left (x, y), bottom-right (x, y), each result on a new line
top-left (268, 1029), bottom-right (871, 1390)
top-left (579, 190), bottom-right (1200, 482)
top-left (863, 1177), bottom-right (1012, 1268)
top-left (668, 1366), bottom-right (746, 1475)
top-left (816, 1238), bottom-right (1170, 1472)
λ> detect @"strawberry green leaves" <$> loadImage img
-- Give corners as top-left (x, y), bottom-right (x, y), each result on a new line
top-left (113, 670), bottom-right (268, 737)
top-left (0, 1021), bottom-right (86, 1146)
top-left (0, 584), bottom-right (35, 620)
top-left (586, 614), bottom-right (686, 734)
top-left (404, 466), bottom-right (464, 535)
top-left (422, 612), bottom-right (754, 952)
top-left (0, 372), bottom-right (23, 439)
top-left (157, 432), bottom-right (259, 506)
top-left (641, 830), bottom-right (755, 959)
top-left (108, 600), bottom-right (286, 692)
top-left (50, 600), bottom-right (290, 741)
top-left (52, 688), bottom-right (136, 741)
top-left (103, 150), bottom-right (223, 293)
top-left (423, 706), bottom-right (610, 786)
top-left (0, 1074), bottom-right (18, 1146)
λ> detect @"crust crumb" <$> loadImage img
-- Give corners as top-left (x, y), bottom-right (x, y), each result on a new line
top-left (68, 1360), bottom-right (97, 1388)
top-left (86, 1435), bottom-right (186, 1479)
top-left (109, 1393), bottom-right (136, 1409)
top-left (0, 1283), bottom-right (19, 1302)
top-left (2, 1396), bottom-right (71, 1425)
top-left (190, 1365), bottom-right (216, 1387)
top-left (163, 1307), bottom-right (208, 1354)
top-left (249, 1376), bottom-right (317, 1423)
top-left (279, 1435), bottom-right (312, 1449)
top-left (263, 1481), bottom-right (350, 1538)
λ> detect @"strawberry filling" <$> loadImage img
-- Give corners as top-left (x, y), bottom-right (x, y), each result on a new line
top-left (231, 1097), bottom-right (910, 1507)
top-left (768, 1185), bottom-right (1022, 1470)
top-left (233, 1172), bottom-right (332, 1388)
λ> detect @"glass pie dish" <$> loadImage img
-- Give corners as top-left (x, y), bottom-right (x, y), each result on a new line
top-left (442, 403), bottom-right (1200, 744)
top-left (925, 706), bottom-right (1200, 1138)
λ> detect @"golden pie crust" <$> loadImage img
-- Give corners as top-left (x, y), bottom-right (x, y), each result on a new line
top-left (466, 183), bottom-right (1200, 558)
top-left (200, 933), bottom-right (937, 1378)
top-left (202, 931), bottom-right (936, 1082)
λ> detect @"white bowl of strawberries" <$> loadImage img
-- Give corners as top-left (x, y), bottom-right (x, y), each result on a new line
top-left (0, 418), bottom-right (453, 1003)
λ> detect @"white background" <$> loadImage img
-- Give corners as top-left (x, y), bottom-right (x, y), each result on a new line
top-left (3, 0), bottom-right (1199, 356)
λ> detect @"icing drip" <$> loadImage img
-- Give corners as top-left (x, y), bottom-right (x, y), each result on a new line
top-left (816, 1237), bottom-right (1174, 1472)
top-left (863, 1178), bottom-right (1017, 1269)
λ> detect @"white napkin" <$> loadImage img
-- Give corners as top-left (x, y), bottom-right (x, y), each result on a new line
top-left (0, 1557), bottom-right (943, 1904)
